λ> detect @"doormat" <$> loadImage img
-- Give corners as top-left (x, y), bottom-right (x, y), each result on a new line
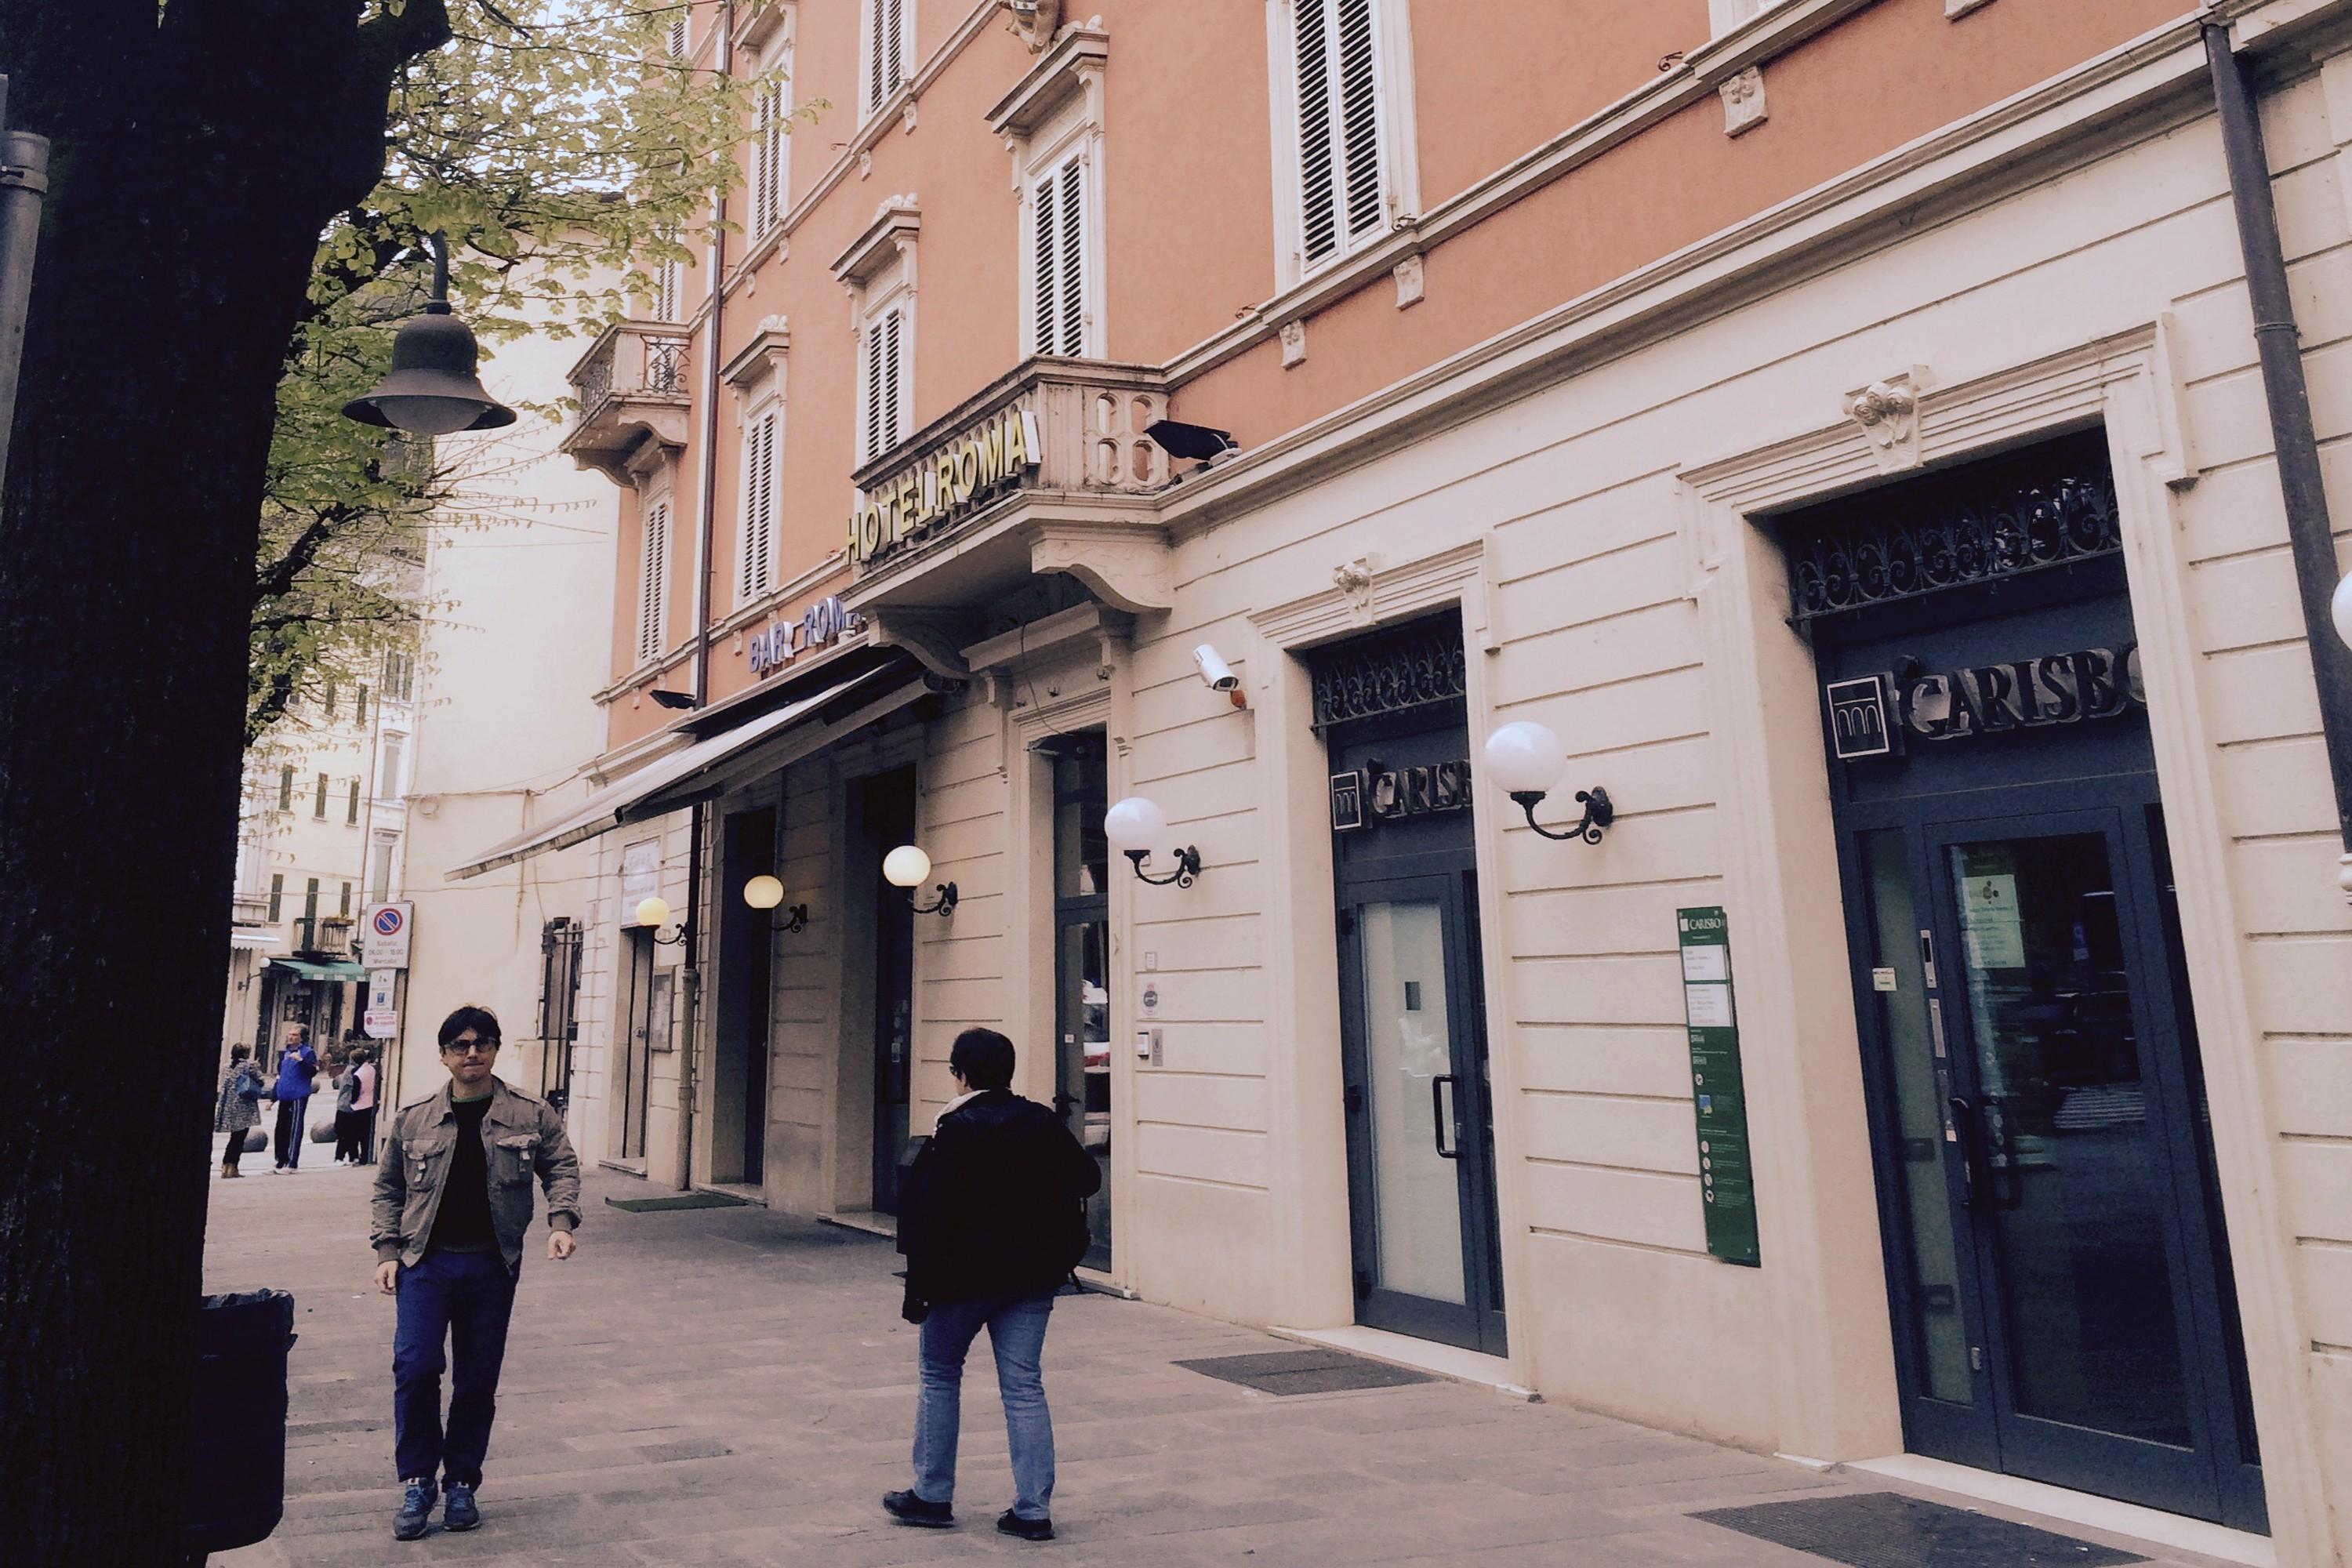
top-left (1173, 1348), bottom-right (1435, 1396)
top-left (604, 1192), bottom-right (749, 1213)
top-left (1691, 1493), bottom-right (2147, 1568)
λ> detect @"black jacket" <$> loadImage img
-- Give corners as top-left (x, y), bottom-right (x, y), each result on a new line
top-left (899, 1090), bottom-right (1102, 1304)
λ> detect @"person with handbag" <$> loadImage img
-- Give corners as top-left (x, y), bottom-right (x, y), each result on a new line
top-left (333, 1049), bottom-right (366, 1165)
top-left (213, 1044), bottom-right (265, 1178)
top-left (270, 1022), bottom-right (318, 1172)
top-left (885, 1027), bottom-right (1101, 1543)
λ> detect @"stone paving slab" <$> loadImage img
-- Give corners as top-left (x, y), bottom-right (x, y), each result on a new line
top-left (202, 1149), bottom-right (2238, 1568)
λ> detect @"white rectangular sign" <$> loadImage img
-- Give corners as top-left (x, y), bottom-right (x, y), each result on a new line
top-left (360, 902), bottom-right (413, 969)
top-left (367, 967), bottom-right (398, 1011)
top-left (363, 1008), bottom-right (399, 1040)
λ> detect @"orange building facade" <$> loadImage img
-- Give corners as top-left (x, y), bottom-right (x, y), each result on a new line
top-left (452, 2), bottom-right (2352, 1559)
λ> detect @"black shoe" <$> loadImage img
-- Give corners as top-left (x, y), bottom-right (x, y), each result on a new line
top-left (442, 1480), bottom-right (480, 1531)
top-left (997, 1510), bottom-right (1054, 1541)
top-left (882, 1490), bottom-right (954, 1528)
top-left (393, 1479), bottom-right (437, 1541)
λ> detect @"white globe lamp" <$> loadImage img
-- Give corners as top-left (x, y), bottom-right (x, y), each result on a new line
top-left (1483, 720), bottom-right (1613, 846)
top-left (1102, 796), bottom-right (1169, 855)
top-left (742, 874), bottom-right (785, 910)
top-left (633, 895), bottom-right (671, 929)
top-left (882, 844), bottom-right (931, 889)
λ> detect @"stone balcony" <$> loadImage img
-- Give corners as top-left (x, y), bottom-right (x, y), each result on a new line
top-left (841, 359), bottom-right (1175, 662)
top-left (563, 321), bottom-right (691, 485)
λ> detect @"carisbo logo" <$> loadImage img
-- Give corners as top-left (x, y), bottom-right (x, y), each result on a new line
top-left (1824, 674), bottom-right (1893, 760)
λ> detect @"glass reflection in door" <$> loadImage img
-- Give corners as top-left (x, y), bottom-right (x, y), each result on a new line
top-left (1356, 899), bottom-right (1468, 1308)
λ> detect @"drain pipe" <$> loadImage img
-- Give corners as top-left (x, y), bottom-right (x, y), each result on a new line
top-left (2206, 24), bottom-right (2352, 902)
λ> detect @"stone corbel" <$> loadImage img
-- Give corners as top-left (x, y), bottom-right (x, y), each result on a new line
top-left (1005, 0), bottom-right (1065, 52)
top-left (1720, 66), bottom-right (1767, 136)
top-left (1845, 366), bottom-right (1931, 474)
top-left (1029, 525), bottom-right (1171, 613)
top-left (867, 607), bottom-right (978, 681)
top-left (1334, 554), bottom-right (1381, 623)
top-left (1393, 252), bottom-right (1425, 310)
top-left (1279, 318), bottom-right (1308, 368)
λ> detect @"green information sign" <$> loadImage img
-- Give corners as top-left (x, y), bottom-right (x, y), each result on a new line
top-left (1677, 906), bottom-right (1759, 1266)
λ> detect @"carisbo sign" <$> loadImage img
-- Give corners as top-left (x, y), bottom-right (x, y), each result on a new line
top-left (1330, 758), bottom-right (1472, 832)
top-left (1678, 906), bottom-right (1759, 1266)
top-left (846, 407), bottom-right (1042, 571)
top-left (1826, 644), bottom-right (2145, 762)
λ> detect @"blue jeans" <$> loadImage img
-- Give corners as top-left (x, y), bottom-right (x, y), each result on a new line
top-left (912, 1292), bottom-right (1057, 1520)
top-left (393, 1250), bottom-right (520, 1486)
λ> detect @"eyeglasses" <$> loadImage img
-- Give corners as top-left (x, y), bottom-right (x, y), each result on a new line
top-left (441, 1040), bottom-right (499, 1058)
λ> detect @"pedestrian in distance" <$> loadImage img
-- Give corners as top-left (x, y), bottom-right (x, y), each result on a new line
top-left (372, 1005), bottom-right (581, 1542)
top-left (885, 1026), bottom-right (1101, 1543)
top-left (268, 1022), bottom-right (318, 1172)
top-left (350, 1044), bottom-right (380, 1163)
top-left (332, 1047), bottom-right (368, 1165)
top-left (214, 1044), bottom-right (266, 1178)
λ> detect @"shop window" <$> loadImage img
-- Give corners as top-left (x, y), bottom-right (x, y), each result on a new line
top-left (1270, 0), bottom-right (1415, 284)
top-left (637, 495), bottom-right (670, 666)
top-left (739, 406), bottom-right (779, 603)
top-left (1029, 151), bottom-right (1091, 358)
top-left (860, 303), bottom-right (908, 461)
top-left (862, 0), bottom-right (910, 122)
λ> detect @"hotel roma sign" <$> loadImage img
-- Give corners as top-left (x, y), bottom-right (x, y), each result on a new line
top-left (846, 406), bottom-right (1041, 571)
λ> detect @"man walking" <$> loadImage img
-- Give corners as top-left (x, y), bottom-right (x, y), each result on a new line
top-left (269, 1023), bottom-right (318, 1172)
top-left (371, 1005), bottom-right (580, 1541)
top-left (886, 1028), bottom-right (1100, 1542)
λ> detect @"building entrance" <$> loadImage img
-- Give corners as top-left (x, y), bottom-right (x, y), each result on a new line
top-left (1314, 615), bottom-right (1506, 1357)
top-left (1795, 434), bottom-right (2262, 1530)
top-left (1044, 733), bottom-right (1112, 1270)
top-left (860, 769), bottom-right (918, 1215)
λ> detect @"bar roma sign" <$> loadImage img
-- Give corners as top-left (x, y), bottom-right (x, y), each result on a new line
top-left (846, 406), bottom-right (1042, 571)
top-left (1826, 644), bottom-right (2146, 761)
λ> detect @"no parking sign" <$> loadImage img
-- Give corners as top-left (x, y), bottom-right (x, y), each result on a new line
top-left (361, 902), bottom-right (412, 968)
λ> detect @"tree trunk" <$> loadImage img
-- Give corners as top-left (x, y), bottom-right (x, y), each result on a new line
top-left (0, 4), bottom-right (446, 1560)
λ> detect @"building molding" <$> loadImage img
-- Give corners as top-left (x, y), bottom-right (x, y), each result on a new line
top-left (868, 606), bottom-right (978, 680)
top-left (984, 20), bottom-right (1108, 139)
top-left (1027, 521), bottom-right (1171, 613)
top-left (830, 194), bottom-right (922, 287)
top-left (1247, 539), bottom-right (1490, 653)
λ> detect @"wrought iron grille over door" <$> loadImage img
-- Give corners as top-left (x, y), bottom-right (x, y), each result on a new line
top-left (1305, 612), bottom-right (1469, 731)
top-left (1778, 429), bottom-right (2120, 626)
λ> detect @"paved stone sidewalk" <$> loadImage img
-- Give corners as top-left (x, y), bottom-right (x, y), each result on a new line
top-left (205, 1155), bottom-right (2230, 1567)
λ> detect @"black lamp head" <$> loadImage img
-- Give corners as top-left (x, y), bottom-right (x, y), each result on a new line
top-left (1143, 419), bottom-right (1239, 463)
top-left (342, 304), bottom-right (517, 436)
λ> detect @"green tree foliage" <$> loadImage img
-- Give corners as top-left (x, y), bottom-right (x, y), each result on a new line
top-left (249, 0), bottom-right (781, 742)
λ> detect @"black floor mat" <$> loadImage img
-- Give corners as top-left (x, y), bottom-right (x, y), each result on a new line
top-left (604, 1192), bottom-right (749, 1212)
top-left (1692, 1493), bottom-right (2147, 1568)
top-left (1173, 1348), bottom-right (1435, 1396)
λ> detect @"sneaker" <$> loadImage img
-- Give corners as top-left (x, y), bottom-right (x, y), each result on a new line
top-left (268, 1166), bottom-right (284, 1175)
top-left (441, 1480), bottom-right (480, 1532)
top-left (393, 1479), bottom-right (437, 1541)
top-left (996, 1510), bottom-right (1054, 1542)
top-left (882, 1490), bottom-right (953, 1528)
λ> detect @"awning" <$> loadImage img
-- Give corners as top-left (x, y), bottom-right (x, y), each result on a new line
top-left (446, 662), bottom-right (927, 880)
top-left (268, 957), bottom-right (368, 982)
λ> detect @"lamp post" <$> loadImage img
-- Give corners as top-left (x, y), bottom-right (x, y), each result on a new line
top-left (340, 232), bottom-right (517, 436)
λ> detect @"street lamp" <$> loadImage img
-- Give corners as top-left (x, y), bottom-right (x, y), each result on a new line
top-left (742, 873), bottom-right (808, 934)
top-left (634, 895), bottom-right (688, 946)
top-left (1483, 720), bottom-right (1613, 845)
top-left (341, 232), bottom-right (517, 436)
top-left (884, 844), bottom-right (957, 916)
top-left (1103, 796), bottom-right (1202, 887)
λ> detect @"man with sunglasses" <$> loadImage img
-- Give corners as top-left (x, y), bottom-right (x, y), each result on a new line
top-left (370, 1005), bottom-right (581, 1541)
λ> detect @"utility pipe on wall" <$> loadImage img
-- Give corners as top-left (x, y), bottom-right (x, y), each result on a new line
top-left (2205, 24), bottom-right (2352, 902)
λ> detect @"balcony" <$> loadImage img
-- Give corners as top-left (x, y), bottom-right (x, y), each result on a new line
top-left (292, 916), bottom-right (355, 959)
top-left (843, 358), bottom-right (1174, 633)
top-left (230, 893), bottom-right (271, 927)
top-left (563, 321), bottom-right (692, 485)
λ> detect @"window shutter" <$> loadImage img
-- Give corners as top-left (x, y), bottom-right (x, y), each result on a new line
top-left (639, 499), bottom-right (669, 664)
top-left (1058, 158), bottom-right (1086, 356)
top-left (314, 772), bottom-right (328, 818)
top-left (754, 84), bottom-right (786, 234)
top-left (339, 881), bottom-right (353, 917)
top-left (882, 311), bottom-right (903, 451)
top-left (865, 310), bottom-right (903, 459)
top-left (267, 874), bottom-right (284, 923)
top-left (347, 779), bottom-right (361, 824)
top-left (739, 412), bottom-right (776, 601)
top-left (667, 11), bottom-right (688, 57)
top-left (323, 680), bottom-right (337, 719)
top-left (1033, 169), bottom-right (1059, 356)
top-left (1294, 0), bottom-right (1384, 268)
top-left (278, 767), bottom-right (294, 810)
top-left (655, 256), bottom-right (680, 322)
top-left (356, 684), bottom-right (368, 726)
top-left (867, 0), bottom-right (904, 113)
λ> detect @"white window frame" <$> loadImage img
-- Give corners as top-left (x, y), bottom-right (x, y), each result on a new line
top-left (858, 280), bottom-right (913, 463)
top-left (636, 488), bottom-right (672, 667)
top-left (1709, 0), bottom-right (1796, 33)
top-left (1020, 107), bottom-right (1105, 360)
top-left (859, 0), bottom-right (912, 124)
top-left (666, 6), bottom-right (689, 60)
top-left (737, 400), bottom-right (781, 604)
top-left (1265, 0), bottom-right (1418, 291)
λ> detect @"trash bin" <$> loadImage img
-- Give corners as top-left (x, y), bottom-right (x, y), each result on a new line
top-left (187, 1290), bottom-right (296, 1559)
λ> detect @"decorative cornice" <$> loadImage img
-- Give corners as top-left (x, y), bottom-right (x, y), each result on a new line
top-left (984, 21), bottom-right (1108, 137)
top-left (719, 316), bottom-right (791, 391)
top-left (830, 195), bottom-right (921, 286)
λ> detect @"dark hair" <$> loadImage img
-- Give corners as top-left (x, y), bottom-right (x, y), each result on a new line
top-left (230, 1044), bottom-right (251, 1062)
top-left (438, 1005), bottom-right (503, 1049)
top-left (949, 1027), bottom-right (1015, 1092)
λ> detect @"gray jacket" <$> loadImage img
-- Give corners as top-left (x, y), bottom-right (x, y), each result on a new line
top-left (370, 1078), bottom-right (581, 1269)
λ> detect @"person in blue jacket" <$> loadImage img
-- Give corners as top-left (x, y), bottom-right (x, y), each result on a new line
top-left (270, 1022), bottom-right (319, 1172)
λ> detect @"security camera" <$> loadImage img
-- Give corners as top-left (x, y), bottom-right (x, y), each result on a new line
top-left (1193, 645), bottom-right (1240, 692)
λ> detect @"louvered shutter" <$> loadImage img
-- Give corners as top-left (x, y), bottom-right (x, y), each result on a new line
top-left (865, 310), bottom-right (903, 459)
top-left (1033, 169), bottom-right (1059, 356)
top-left (638, 500), bottom-right (669, 664)
top-left (882, 312), bottom-right (902, 450)
top-left (739, 412), bottom-right (776, 601)
top-left (1294, 0), bottom-right (1385, 268)
top-left (655, 256), bottom-right (681, 322)
top-left (752, 85), bottom-right (785, 234)
top-left (667, 12), bottom-right (688, 57)
top-left (864, 322), bottom-right (886, 460)
top-left (867, 0), bottom-right (904, 114)
top-left (1031, 155), bottom-right (1088, 357)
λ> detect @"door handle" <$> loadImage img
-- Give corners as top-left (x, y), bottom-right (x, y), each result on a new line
top-left (1431, 1074), bottom-right (1460, 1160)
top-left (1950, 1096), bottom-right (1981, 1208)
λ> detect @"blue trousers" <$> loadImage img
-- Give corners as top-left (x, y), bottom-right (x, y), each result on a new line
top-left (911, 1292), bottom-right (1057, 1521)
top-left (393, 1250), bottom-right (519, 1486)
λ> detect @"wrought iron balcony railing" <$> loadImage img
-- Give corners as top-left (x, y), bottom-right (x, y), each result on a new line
top-left (563, 321), bottom-right (693, 485)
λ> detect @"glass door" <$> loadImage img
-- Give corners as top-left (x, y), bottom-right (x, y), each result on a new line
top-left (1337, 869), bottom-right (1505, 1356)
top-left (1850, 806), bottom-right (2262, 1527)
top-left (1051, 736), bottom-right (1112, 1271)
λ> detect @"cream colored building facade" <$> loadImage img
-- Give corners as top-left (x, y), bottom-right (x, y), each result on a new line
top-left (466, 2), bottom-right (2352, 1561)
